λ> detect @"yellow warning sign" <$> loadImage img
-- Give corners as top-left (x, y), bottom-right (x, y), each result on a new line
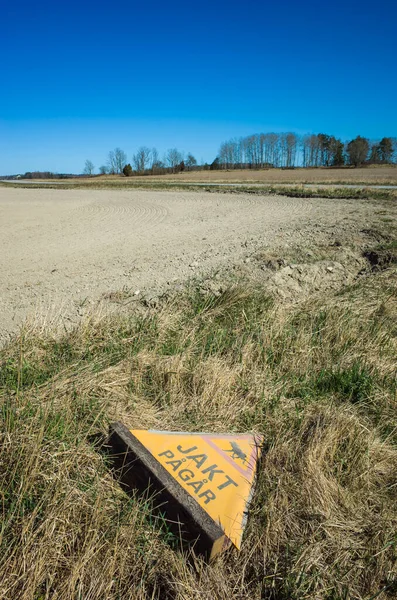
top-left (131, 429), bottom-right (263, 549)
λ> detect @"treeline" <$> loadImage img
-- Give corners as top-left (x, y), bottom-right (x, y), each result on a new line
top-left (17, 172), bottom-right (76, 179)
top-left (17, 135), bottom-right (396, 179)
top-left (84, 147), bottom-right (205, 177)
top-left (215, 133), bottom-right (397, 169)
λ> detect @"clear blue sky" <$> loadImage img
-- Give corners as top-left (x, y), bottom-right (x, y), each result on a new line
top-left (1, 0), bottom-right (396, 174)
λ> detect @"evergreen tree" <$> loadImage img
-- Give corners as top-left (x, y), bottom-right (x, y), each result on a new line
top-left (379, 137), bottom-right (394, 163)
top-left (369, 144), bottom-right (381, 164)
top-left (122, 163), bottom-right (133, 177)
top-left (346, 136), bottom-right (369, 166)
top-left (332, 141), bottom-right (345, 166)
top-left (210, 157), bottom-right (220, 170)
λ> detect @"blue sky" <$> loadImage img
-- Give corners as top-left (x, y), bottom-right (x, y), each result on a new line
top-left (1, 0), bottom-right (396, 174)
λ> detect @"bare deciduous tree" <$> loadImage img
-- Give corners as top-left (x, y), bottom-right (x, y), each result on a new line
top-left (115, 148), bottom-right (127, 173)
top-left (150, 147), bottom-right (159, 173)
top-left (132, 147), bottom-right (152, 174)
top-left (165, 148), bottom-right (184, 173)
top-left (285, 133), bottom-right (298, 167)
top-left (107, 151), bottom-right (116, 174)
top-left (107, 148), bottom-right (127, 174)
top-left (392, 138), bottom-right (397, 163)
top-left (83, 160), bottom-right (95, 175)
top-left (217, 130), bottom-right (394, 169)
top-left (219, 133), bottom-right (287, 169)
top-left (186, 153), bottom-right (197, 170)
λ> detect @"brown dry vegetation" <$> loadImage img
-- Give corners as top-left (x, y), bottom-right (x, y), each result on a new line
top-left (0, 212), bottom-right (396, 599)
top-left (131, 165), bottom-right (397, 186)
top-left (75, 165), bottom-right (397, 186)
top-left (3, 165), bottom-right (397, 188)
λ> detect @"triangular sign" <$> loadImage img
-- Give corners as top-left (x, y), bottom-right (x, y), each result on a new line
top-left (131, 429), bottom-right (263, 551)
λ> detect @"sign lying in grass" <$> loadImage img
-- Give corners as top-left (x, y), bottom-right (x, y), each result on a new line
top-left (108, 423), bottom-right (262, 559)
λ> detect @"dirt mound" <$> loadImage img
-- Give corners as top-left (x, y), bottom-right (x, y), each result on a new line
top-left (268, 260), bottom-right (353, 299)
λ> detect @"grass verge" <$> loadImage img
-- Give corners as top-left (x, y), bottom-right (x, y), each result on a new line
top-left (1, 179), bottom-right (397, 202)
top-left (0, 261), bottom-right (396, 599)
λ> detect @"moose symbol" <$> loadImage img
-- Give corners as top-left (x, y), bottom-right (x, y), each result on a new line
top-left (224, 441), bottom-right (247, 464)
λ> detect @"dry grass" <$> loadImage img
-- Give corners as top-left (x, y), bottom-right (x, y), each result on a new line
top-left (37, 165), bottom-right (397, 186)
top-left (0, 242), bottom-right (396, 598)
top-left (130, 165), bottom-right (397, 186)
top-left (3, 165), bottom-right (397, 192)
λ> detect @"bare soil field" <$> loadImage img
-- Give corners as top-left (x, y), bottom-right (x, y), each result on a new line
top-left (0, 185), bottom-right (392, 343)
